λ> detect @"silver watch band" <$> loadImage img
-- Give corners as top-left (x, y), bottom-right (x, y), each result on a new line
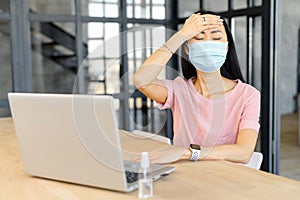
top-left (190, 148), bottom-right (200, 161)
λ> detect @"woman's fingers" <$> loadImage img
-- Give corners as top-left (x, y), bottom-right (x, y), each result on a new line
top-left (199, 14), bottom-right (223, 26)
top-left (188, 13), bottom-right (221, 24)
top-left (180, 14), bottom-right (223, 39)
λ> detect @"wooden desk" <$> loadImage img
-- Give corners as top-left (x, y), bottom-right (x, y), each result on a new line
top-left (1, 118), bottom-right (300, 199)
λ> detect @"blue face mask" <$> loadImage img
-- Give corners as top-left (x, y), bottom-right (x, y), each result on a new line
top-left (188, 41), bottom-right (228, 73)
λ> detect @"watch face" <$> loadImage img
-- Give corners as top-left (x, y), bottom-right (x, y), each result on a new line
top-left (190, 144), bottom-right (201, 150)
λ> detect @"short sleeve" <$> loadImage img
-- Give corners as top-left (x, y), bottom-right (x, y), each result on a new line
top-left (239, 90), bottom-right (261, 133)
top-left (155, 79), bottom-right (175, 110)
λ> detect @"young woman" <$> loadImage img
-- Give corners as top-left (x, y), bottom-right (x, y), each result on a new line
top-left (133, 10), bottom-right (260, 164)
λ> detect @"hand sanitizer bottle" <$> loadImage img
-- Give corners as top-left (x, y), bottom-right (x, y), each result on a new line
top-left (138, 152), bottom-right (153, 199)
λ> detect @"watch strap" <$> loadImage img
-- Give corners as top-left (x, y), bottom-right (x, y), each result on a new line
top-left (190, 147), bottom-right (200, 161)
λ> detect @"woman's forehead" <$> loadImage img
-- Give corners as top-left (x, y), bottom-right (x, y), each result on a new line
top-left (203, 25), bottom-right (226, 34)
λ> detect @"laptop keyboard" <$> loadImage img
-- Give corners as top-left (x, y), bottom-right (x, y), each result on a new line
top-left (125, 171), bottom-right (139, 183)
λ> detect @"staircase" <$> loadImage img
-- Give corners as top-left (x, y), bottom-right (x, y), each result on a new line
top-left (31, 22), bottom-right (88, 73)
top-left (0, 0), bottom-right (88, 73)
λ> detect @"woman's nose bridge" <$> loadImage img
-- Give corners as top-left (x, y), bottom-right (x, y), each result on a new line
top-left (203, 31), bottom-right (211, 40)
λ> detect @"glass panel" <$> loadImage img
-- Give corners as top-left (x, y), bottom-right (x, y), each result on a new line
top-left (177, 24), bottom-right (183, 30)
top-left (87, 58), bottom-right (105, 83)
top-left (105, 58), bottom-right (120, 94)
top-left (88, 39), bottom-right (103, 55)
top-left (82, 22), bottom-right (104, 55)
top-left (233, 0), bottom-right (262, 8)
top-left (152, 6), bottom-right (165, 19)
top-left (127, 0), bottom-right (165, 19)
top-left (204, 0), bottom-right (228, 12)
top-left (82, 1), bottom-right (119, 17)
top-left (152, 0), bottom-right (165, 5)
top-left (254, 0), bottom-right (262, 7)
top-left (233, 0), bottom-right (247, 10)
top-left (104, 23), bottom-right (119, 57)
top-left (127, 24), bottom-right (166, 82)
top-left (104, 3), bottom-right (119, 17)
top-left (29, 0), bottom-right (76, 15)
top-left (83, 22), bottom-right (120, 95)
top-left (104, 0), bottom-right (118, 3)
top-left (0, 21), bottom-right (12, 117)
top-left (252, 16), bottom-right (262, 91)
top-left (145, 5), bottom-right (151, 19)
top-left (87, 22), bottom-right (104, 39)
top-left (81, 2), bottom-right (103, 17)
top-left (134, 5), bottom-right (145, 18)
top-left (84, 58), bottom-right (120, 95)
top-left (126, 24), bottom-right (167, 132)
top-left (0, 0), bottom-right (9, 12)
top-left (127, 5), bottom-right (133, 18)
top-left (104, 23), bottom-right (119, 40)
top-left (178, 0), bottom-right (199, 18)
top-left (233, 17), bottom-right (247, 80)
top-left (31, 22), bottom-right (76, 93)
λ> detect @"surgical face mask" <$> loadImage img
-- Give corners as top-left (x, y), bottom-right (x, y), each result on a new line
top-left (188, 41), bottom-right (228, 73)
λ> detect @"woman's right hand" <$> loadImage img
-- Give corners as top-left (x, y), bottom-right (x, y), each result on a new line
top-left (178, 13), bottom-right (223, 40)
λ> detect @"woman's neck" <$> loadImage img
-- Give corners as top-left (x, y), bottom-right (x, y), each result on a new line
top-left (193, 70), bottom-right (236, 98)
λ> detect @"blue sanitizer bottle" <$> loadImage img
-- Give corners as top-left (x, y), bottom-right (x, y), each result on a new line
top-left (138, 152), bottom-right (153, 199)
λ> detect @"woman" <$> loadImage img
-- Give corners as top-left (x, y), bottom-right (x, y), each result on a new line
top-left (133, 10), bottom-right (260, 164)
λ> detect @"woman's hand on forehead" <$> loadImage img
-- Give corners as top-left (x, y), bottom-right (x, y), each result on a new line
top-left (179, 13), bottom-right (223, 41)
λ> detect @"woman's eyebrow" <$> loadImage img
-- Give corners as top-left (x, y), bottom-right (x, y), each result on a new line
top-left (211, 30), bottom-right (223, 34)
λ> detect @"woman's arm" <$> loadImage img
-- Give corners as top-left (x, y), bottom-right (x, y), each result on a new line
top-left (132, 32), bottom-right (186, 104)
top-left (181, 129), bottom-right (258, 164)
top-left (133, 14), bottom-right (222, 104)
top-left (141, 129), bottom-right (258, 165)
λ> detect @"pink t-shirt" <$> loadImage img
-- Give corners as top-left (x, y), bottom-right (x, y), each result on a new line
top-left (157, 77), bottom-right (260, 147)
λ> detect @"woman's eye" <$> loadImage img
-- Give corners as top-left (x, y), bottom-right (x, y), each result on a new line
top-left (194, 34), bottom-right (205, 40)
top-left (211, 30), bottom-right (224, 40)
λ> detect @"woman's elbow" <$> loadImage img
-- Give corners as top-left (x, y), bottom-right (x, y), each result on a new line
top-left (239, 149), bottom-right (254, 164)
top-left (132, 73), bottom-right (142, 89)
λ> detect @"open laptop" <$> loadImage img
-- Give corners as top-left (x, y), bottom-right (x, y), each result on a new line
top-left (8, 93), bottom-right (175, 192)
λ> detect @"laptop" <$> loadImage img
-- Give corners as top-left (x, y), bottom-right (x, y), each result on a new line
top-left (8, 93), bottom-right (175, 192)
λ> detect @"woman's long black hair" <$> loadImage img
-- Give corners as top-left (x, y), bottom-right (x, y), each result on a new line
top-left (181, 10), bottom-right (245, 82)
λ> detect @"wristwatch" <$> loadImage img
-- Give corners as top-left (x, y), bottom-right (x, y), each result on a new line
top-left (189, 144), bottom-right (201, 161)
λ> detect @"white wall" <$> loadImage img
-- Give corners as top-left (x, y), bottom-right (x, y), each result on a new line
top-left (280, 0), bottom-right (300, 114)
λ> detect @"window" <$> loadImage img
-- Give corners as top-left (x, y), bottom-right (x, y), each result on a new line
top-left (127, 0), bottom-right (165, 19)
